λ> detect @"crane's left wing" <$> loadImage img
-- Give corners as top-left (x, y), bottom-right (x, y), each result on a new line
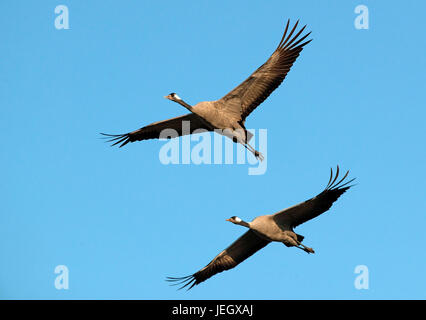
top-left (215, 20), bottom-right (312, 122)
top-left (273, 166), bottom-right (355, 228)
top-left (167, 230), bottom-right (270, 290)
top-left (101, 113), bottom-right (210, 147)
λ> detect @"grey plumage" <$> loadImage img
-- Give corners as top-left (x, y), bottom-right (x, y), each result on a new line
top-left (167, 166), bottom-right (355, 290)
top-left (101, 20), bottom-right (312, 161)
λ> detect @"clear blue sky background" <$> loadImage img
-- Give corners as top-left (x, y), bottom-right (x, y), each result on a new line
top-left (1, 1), bottom-right (425, 299)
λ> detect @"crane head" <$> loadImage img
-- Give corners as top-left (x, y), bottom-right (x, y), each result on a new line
top-left (164, 92), bottom-right (182, 102)
top-left (226, 216), bottom-right (242, 224)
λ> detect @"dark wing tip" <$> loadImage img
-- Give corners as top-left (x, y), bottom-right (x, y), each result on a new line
top-left (325, 165), bottom-right (357, 191)
top-left (166, 275), bottom-right (197, 291)
top-left (99, 132), bottom-right (131, 148)
top-left (278, 20), bottom-right (312, 51)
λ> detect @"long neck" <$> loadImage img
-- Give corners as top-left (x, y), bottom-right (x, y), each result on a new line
top-left (237, 220), bottom-right (251, 228)
top-left (175, 99), bottom-right (193, 112)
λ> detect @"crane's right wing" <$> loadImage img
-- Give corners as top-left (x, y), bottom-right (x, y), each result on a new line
top-left (101, 113), bottom-right (211, 147)
top-left (215, 20), bottom-right (312, 122)
top-left (167, 230), bottom-right (270, 290)
top-left (273, 166), bottom-right (355, 228)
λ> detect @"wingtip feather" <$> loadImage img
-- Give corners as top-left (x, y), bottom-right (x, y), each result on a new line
top-left (100, 132), bottom-right (131, 147)
top-left (166, 275), bottom-right (197, 291)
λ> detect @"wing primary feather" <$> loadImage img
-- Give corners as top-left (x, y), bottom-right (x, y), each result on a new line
top-left (294, 39), bottom-right (312, 50)
top-left (326, 167), bottom-right (334, 189)
top-left (281, 20), bottom-right (299, 48)
top-left (100, 133), bottom-right (125, 141)
top-left (166, 275), bottom-right (192, 282)
top-left (166, 275), bottom-right (196, 290)
top-left (334, 177), bottom-right (357, 189)
top-left (277, 19), bottom-right (291, 49)
top-left (186, 278), bottom-right (198, 291)
top-left (180, 277), bottom-right (196, 290)
top-left (331, 170), bottom-right (350, 189)
top-left (284, 25), bottom-right (307, 49)
top-left (99, 133), bottom-right (122, 139)
top-left (288, 32), bottom-right (312, 50)
top-left (105, 136), bottom-right (122, 142)
top-left (112, 136), bottom-right (128, 147)
top-left (328, 165), bottom-right (340, 190)
top-left (100, 132), bottom-right (131, 147)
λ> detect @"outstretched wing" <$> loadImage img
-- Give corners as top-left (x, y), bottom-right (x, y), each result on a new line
top-left (101, 113), bottom-right (211, 147)
top-left (273, 166), bottom-right (355, 228)
top-left (216, 19), bottom-right (312, 121)
top-left (167, 230), bottom-right (270, 290)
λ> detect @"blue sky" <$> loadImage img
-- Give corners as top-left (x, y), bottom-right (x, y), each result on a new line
top-left (1, 1), bottom-right (425, 299)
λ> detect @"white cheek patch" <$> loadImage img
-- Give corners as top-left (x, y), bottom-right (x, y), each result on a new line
top-left (174, 94), bottom-right (182, 100)
top-left (235, 217), bottom-right (242, 223)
